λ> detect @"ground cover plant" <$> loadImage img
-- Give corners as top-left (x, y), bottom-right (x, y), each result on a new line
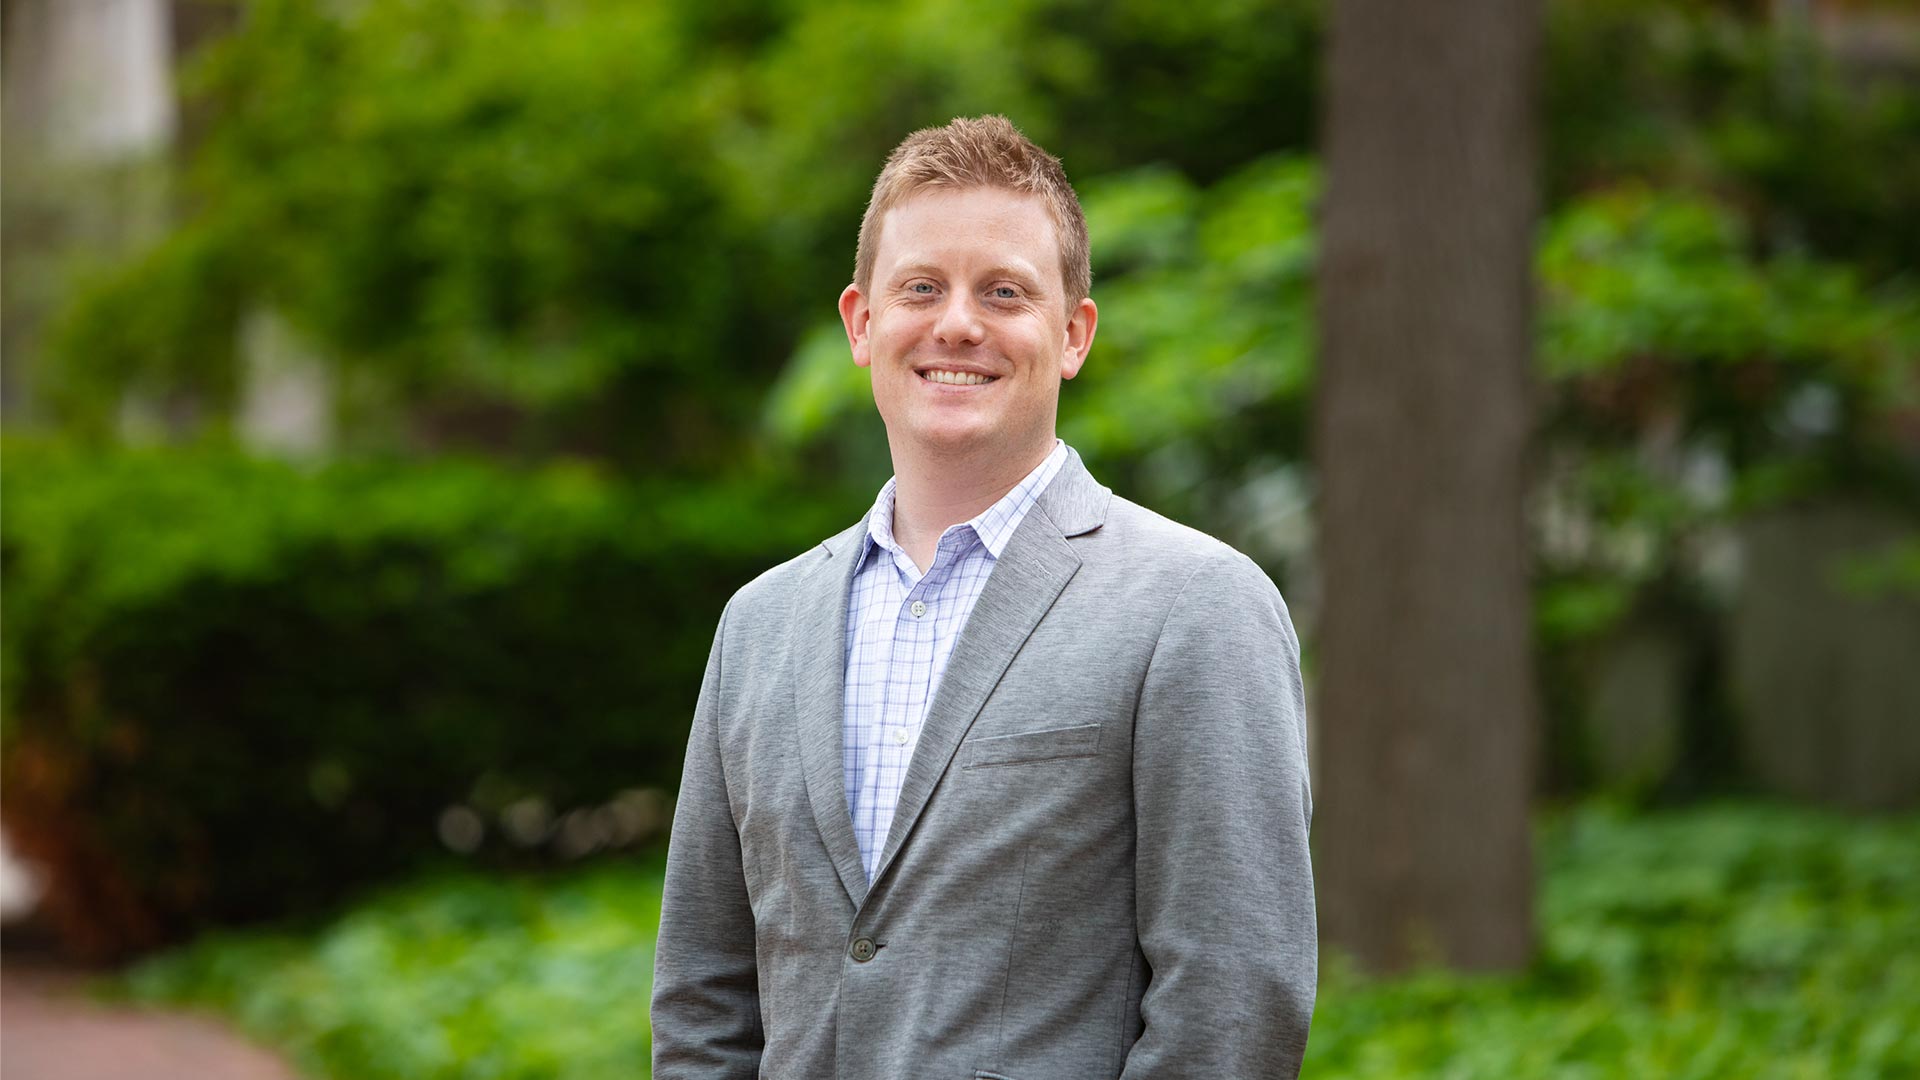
top-left (120, 801), bottom-right (1920, 1078)
top-left (124, 858), bottom-right (668, 1079)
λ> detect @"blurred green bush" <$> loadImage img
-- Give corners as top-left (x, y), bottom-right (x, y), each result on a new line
top-left (116, 802), bottom-right (1920, 1078)
top-left (125, 859), bottom-right (669, 1080)
top-left (0, 439), bottom-right (845, 958)
top-left (1307, 802), bottom-right (1920, 1077)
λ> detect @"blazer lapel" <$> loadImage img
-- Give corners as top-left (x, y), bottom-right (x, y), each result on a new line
top-left (791, 520), bottom-right (873, 908)
top-left (868, 451), bottom-right (1113, 889)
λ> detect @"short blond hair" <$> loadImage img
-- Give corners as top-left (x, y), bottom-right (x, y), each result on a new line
top-left (855, 115), bottom-right (1091, 311)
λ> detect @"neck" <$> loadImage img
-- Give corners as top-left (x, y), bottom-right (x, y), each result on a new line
top-left (887, 435), bottom-right (1056, 572)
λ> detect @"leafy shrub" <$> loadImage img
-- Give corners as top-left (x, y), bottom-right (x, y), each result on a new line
top-left (0, 439), bottom-right (845, 958)
top-left (1310, 803), bottom-right (1920, 1077)
top-left (125, 860), bottom-right (667, 1080)
top-left (46, 0), bottom-right (753, 449)
top-left (1530, 179), bottom-right (1920, 641)
top-left (1545, 0), bottom-right (1920, 278)
top-left (117, 803), bottom-right (1920, 1078)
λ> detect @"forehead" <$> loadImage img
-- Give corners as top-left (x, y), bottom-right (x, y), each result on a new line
top-left (874, 187), bottom-right (1059, 280)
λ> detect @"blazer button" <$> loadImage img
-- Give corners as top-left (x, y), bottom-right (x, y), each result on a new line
top-left (849, 937), bottom-right (878, 963)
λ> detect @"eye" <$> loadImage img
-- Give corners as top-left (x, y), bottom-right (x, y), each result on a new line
top-left (909, 282), bottom-right (936, 295)
top-left (992, 286), bottom-right (1019, 300)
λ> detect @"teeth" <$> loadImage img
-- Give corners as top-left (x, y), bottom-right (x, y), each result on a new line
top-left (922, 369), bottom-right (995, 386)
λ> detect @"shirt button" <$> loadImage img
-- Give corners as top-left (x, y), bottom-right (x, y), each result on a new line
top-left (910, 601), bottom-right (927, 618)
top-left (892, 728), bottom-right (910, 746)
top-left (850, 937), bottom-right (878, 963)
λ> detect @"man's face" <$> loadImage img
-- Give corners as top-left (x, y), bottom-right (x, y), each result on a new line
top-left (839, 187), bottom-right (1097, 465)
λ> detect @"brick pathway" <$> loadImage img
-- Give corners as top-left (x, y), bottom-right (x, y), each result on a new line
top-left (1, 960), bottom-right (300, 1080)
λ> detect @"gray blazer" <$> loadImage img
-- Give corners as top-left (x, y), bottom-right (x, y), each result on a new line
top-left (651, 450), bottom-right (1316, 1079)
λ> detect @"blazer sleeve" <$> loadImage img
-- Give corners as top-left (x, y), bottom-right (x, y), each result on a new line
top-left (1120, 551), bottom-right (1317, 1078)
top-left (650, 602), bottom-right (765, 1078)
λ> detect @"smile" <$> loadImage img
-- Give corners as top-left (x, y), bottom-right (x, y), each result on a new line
top-left (919, 369), bottom-right (998, 386)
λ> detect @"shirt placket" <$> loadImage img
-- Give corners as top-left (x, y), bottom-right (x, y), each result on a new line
top-left (855, 580), bottom-right (902, 861)
top-left (912, 529), bottom-right (977, 709)
top-left (857, 557), bottom-right (912, 876)
top-left (874, 540), bottom-right (967, 869)
top-left (890, 575), bottom-right (936, 744)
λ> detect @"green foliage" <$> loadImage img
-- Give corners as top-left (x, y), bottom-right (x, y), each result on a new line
top-left (0, 438), bottom-right (843, 952)
top-left (38, 0), bottom-right (1325, 465)
top-left (1835, 537), bottom-right (1920, 601)
top-left (1710, 43), bottom-right (1920, 282)
top-left (1070, 158), bottom-right (1317, 463)
top-left (117, 803), bottom-right (1920, 1078)
top-left (1310, 804), bottom-right (1920, 1077)
top-left (45, 225), bottom-right (249, 434)
top-left (173, 0), bottom-right (751, 460)
top-left (1535, 575), bottom-right (1637, 646)
top-left (29, 0), bottom-right (1918, 473)
top-left (1540, 185), bottom-right (1920, 406)
top-left (1546, 0), bottom-right (1920, 278)
top-left (1534, 183), bottom-right (1919, 649)
top-left (122, 861), bottom-right (666, 1080)
top-left (761, 322), bottom-right (868, 445)
top-left (1014, 0), bottom-right (1323, 182)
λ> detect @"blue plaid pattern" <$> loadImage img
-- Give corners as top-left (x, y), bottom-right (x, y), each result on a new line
top-left (843, 441), bottom-right (1069, 881)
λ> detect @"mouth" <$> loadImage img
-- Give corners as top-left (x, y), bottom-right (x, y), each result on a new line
top-left (916, 367), bottom-right (999, 386)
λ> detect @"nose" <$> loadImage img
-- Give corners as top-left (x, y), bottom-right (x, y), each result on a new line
top-left (931, 292), bottom-right (985, 349)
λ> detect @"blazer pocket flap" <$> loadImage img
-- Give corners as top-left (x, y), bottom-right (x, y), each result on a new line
top-left (962, 723), bottom-right (1102, 769)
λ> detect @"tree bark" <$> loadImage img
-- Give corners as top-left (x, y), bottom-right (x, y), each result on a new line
top-left (1313, 0), bottom-right (1542, 972)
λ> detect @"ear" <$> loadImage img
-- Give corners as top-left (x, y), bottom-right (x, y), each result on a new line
top-left (839, 284), bottom-right (872, 368)
top-left (1060, 297), bottom-right (1098, 380)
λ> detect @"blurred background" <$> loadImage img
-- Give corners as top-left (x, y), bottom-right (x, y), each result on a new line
top-left (1, 0), bottom-right (1916, 1076)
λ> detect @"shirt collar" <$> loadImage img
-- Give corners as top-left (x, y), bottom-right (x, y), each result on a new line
top-left (860, 440), bottom-right (1070, 567)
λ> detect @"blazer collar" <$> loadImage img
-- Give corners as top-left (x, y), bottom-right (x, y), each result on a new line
top-left (1029, 445), bottom-right (1113, 540)
top-left (819, 444), bottom-right (1112, 560)
top-left (799, 447), bottom-right (1112, 906)
top-left (791, 517), bottom-right (874, 908)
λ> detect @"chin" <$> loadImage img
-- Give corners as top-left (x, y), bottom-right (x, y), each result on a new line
top-left (898, 416), bottom-right (1006, 456)
top-left (913, 429), bottom-right (999, 455)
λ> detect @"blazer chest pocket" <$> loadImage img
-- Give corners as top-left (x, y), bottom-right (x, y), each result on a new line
top-left (961, 723), bottom-right (1101, 769)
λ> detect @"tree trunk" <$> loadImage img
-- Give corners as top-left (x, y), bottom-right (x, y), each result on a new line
top-left (1313, 0), bottom-right (1542, 973)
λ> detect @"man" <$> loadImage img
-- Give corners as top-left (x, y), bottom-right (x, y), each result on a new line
top-left (651, 115), bottom-right (1316, 1078)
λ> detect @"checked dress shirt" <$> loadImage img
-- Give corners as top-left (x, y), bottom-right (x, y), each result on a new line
top-left (842, 440), bottom-right (1069, 882)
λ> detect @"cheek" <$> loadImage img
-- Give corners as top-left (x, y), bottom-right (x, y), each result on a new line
top-left (869, 316), bottom-right (920, 358)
